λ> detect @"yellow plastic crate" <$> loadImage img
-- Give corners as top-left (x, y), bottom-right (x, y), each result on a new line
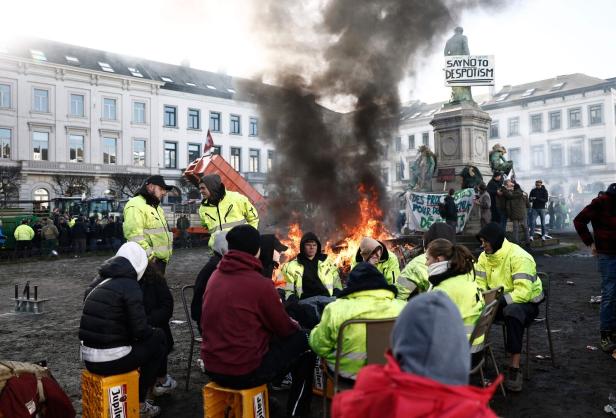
top-left (81, 369), bottom-right (139, 418)
top-left (203, 382), bottom-right (269, 418)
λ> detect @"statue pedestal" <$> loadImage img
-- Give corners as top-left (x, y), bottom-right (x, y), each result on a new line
top-left (430, 101), bottom-right (492, 234)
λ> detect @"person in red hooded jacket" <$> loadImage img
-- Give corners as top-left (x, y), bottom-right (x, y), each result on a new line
top-left (332, 291), bottom-right (500, 418)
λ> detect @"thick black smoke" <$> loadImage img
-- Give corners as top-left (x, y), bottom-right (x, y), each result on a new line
top-left (254, 0), bottom-right (506, 238)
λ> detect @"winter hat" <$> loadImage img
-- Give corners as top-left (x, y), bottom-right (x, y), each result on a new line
top-left (423, 222), bottom-right (456, 248)
top-left (606, 183), bottom-right (616, 196)
top-left (391, 292), bottom-right (470, 385)
top-left (476, 222), bottom-right (505, 253)
top-left (359, 237), bottom-right (382, 261)
top-left (226, 225), bottom-right (261, 256)
top-left (212, 231), bottom-right (229, 256)
top-left (115, 242), bottom-right (148, 281)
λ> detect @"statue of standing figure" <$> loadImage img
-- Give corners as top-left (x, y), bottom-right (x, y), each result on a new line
top-left (444, 27), bottom-right (473, 104)
top-left (489, 144), bottom-right (514, 176)
top-left (408, 145), bottom-right (437, 192)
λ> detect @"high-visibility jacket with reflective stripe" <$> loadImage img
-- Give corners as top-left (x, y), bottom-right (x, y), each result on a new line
top-left (475, 239), bottom-right (543, 304)
top-left (431, 272), bottom-right (485, 351)
top-left (14, 224), bottom-right (35, 241)
top-left (350, 251), bottom-right (400, 286)
top-left (396, 253), bottom-right (430, 300)
top-left (199, 191), bottom-right (259, 247)
top-left (309, 289), bottom-right (406, 379)
top-left (123, 195), bottom-right (173, 263)
top-left (281, 258), bottom-right (341, 300)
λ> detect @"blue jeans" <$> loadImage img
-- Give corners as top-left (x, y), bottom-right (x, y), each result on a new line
top-left (530, 208), bottom-right (546, 236)
top-left (599, 255), bottom-right (616, 331)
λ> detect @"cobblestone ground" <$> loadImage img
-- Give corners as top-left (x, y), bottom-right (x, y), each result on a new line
top-left (0, 243), bottom-right (613, 417)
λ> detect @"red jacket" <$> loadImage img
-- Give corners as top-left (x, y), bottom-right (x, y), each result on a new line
top-left (574, 194), bottom-right (616, 256)
top-left (332, 353), bottom-right (500, 418)
top-left (201, 250), bottom-right (299, 375)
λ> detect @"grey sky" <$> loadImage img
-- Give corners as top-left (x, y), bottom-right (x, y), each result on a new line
top-left (5, 0), bottom-right (615, 107)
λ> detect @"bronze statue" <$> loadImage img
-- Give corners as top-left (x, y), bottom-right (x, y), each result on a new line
top-left (408, 145), bottom-right (437, 192)
top-left (489, 144), bottom-right (513, 175)
top-left (444, 27), bottom-right (473, 104)
top-left (460, 165), bottom-right (484, 189)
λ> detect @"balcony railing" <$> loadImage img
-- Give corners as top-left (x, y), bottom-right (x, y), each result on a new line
top-left (20, 160), bottom-right (151, 174)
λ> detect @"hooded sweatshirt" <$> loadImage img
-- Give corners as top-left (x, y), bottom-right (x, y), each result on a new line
top-left (201, 249), bottom-right (299, 375)
top-left (296, 232), bottom-right (330, 299)
top-left (391, 291), bottom-right (470, 385)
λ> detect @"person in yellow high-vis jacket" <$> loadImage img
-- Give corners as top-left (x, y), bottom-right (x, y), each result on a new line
top-left (198, 174), bottom-right (259, 248)
top-left (123, 175), bottom-right (174, 273)
top-left (14, 219), bottom-right (35, 258)
top-left (475, 222), bottom-right (542, 393)
top-left (350, 237), bottom-right (400, 285)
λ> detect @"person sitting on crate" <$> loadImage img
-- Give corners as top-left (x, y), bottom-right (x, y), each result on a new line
top-left (201, 225), bottom-right (314, 417)
top-left (79, 242), bottom-right (167, 418)
top-left (198, 174), bottom-right (259, 248)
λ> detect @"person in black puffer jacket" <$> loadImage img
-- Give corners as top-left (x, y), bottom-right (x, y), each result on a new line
top-left (79, 242), bottom-right (167, 416)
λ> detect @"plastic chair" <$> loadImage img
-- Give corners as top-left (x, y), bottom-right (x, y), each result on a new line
top-left (524, 272), bottom-right (556, 378)
top-left (322, 317), bottom-right (397, 418)
top-left (181, 284), bottom-right (202, 391)
top-left (469, 299), bottom-right (506, 397)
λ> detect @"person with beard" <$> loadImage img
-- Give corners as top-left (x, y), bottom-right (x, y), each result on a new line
top-left (123, 175), bottom-right (174, 274)
top-left (197, 174), bottom-right (259, 248)
top-left (309, 262), bottom-right (406, 380)
top-left (574, 183), bottom-right (616, 353)
top-left (350, 237), bottom-right (400, 285)
top-left (201, 225), bottom-right (314, 417)
top-left (475, 223), bottom-right (543, 392)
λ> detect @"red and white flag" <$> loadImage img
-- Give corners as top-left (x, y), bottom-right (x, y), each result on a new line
top-left (204, 129), bottom-right (215, 154)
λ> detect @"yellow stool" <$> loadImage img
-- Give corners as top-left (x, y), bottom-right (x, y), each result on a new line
top-left (203, 382), bottom-right (269, 418)
top-left (81, 369), bottom-right (139, 418)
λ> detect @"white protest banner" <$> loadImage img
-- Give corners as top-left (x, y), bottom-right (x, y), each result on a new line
top-left (405, 188), bottom-right (475, 233)
top-left (444, 55), bottom-right (494, 86)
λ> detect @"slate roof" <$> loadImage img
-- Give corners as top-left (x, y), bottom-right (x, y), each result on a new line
top-left (2, 37), bottom-right (250, 100)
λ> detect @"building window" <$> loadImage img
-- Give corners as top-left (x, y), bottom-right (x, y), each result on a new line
top-left (381, 168), bottom-right (389, 186)
top-left (508, 148), bottom-right (521, 166)
top-left (69, 134), bottom-right (84, 163)
top-left (507, 117), bottom-right (519, 136)
top-left (133, 139), bottom-right (146, 166)
top-left (230, 147), bottom-right (241, 171)
top-left (188, 108), bottom-right (200, 130)
top-left (489, 121), bottom-right (499, 138)
top-left (550, 143), bottom-right (563, 168)
top-left (188, 143), bottom-right (200, 163)
top-left (395, 162), bottom-right (403, 181)
top-left (267, 150), bottom-right (274, 171)
top-left (0, 128), bottom-right (10, 159)
top-left (103, 98), bottom-right (117, 120)
top-left (249, 117), bottom-right (258, 136)
top-left (408, 134), bottom-right (415, 150)
top-left (568, 140), bottom-right (584, 166)
top-left (32, 131), bottom-right (49, 160)
top-left (164, 141), bottom-right (177, 168)
top-left (532, 145), bottom-right (544, 168)
top-left (133, 102), bottom-right (146, 124)
top-left (210, 112), bottom-right (221, 132)
top-left (590, 138), bottom-right (605, 164)
top-left (212, 145), bottom-right (222, 155)
top-left (0, 84), bottom-right (11, 108)
top-left (249, 149), bottom-right (260, 172)
top-left (549, 111), bottom-right (561, 130)
top-left (589, 104), bottom-right (603, 125)
top-left (530, 114), bottom-right (542, 133)
top-left (394, 136), bottom-right (401, 152)
top-left (70, 94), bottom-right (84, 117)
top-left (230, 114), bottom-right (241, 135)
top-left (422, 132), bottom-right (429, 146)
top-left (568, 107), bottom-right (581, 128)
top-left (33, 189), bottom-right (49, 211)
top-left (33, 88), bottom-right (49, 112)
top-left (164, 105), bottom-right (177, 127)
top-left (103, 137), bottom-right (117, 164)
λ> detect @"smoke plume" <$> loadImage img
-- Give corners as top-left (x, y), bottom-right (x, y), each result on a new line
top-left (253, 0), bottom-right (506, 238)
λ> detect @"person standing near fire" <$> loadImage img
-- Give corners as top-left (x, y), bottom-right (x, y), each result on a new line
top-left (282, 232), bottom-right (341, 302)
top-left (198, 174), bottom-right (259, 248)
top-left (123, 175), bottom-right (174, 274)
top-left (350, 237), bottom-right (400, 285)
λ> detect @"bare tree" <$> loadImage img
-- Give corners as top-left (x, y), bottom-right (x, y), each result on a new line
top-left (109, 173), bottom-right (149, 198)
top-left (51, 174), bottom-right (95, 196)
top-left (0, 166), bottom-right (23, 207)
top-left (178, 171), bottom-right (200, 201)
